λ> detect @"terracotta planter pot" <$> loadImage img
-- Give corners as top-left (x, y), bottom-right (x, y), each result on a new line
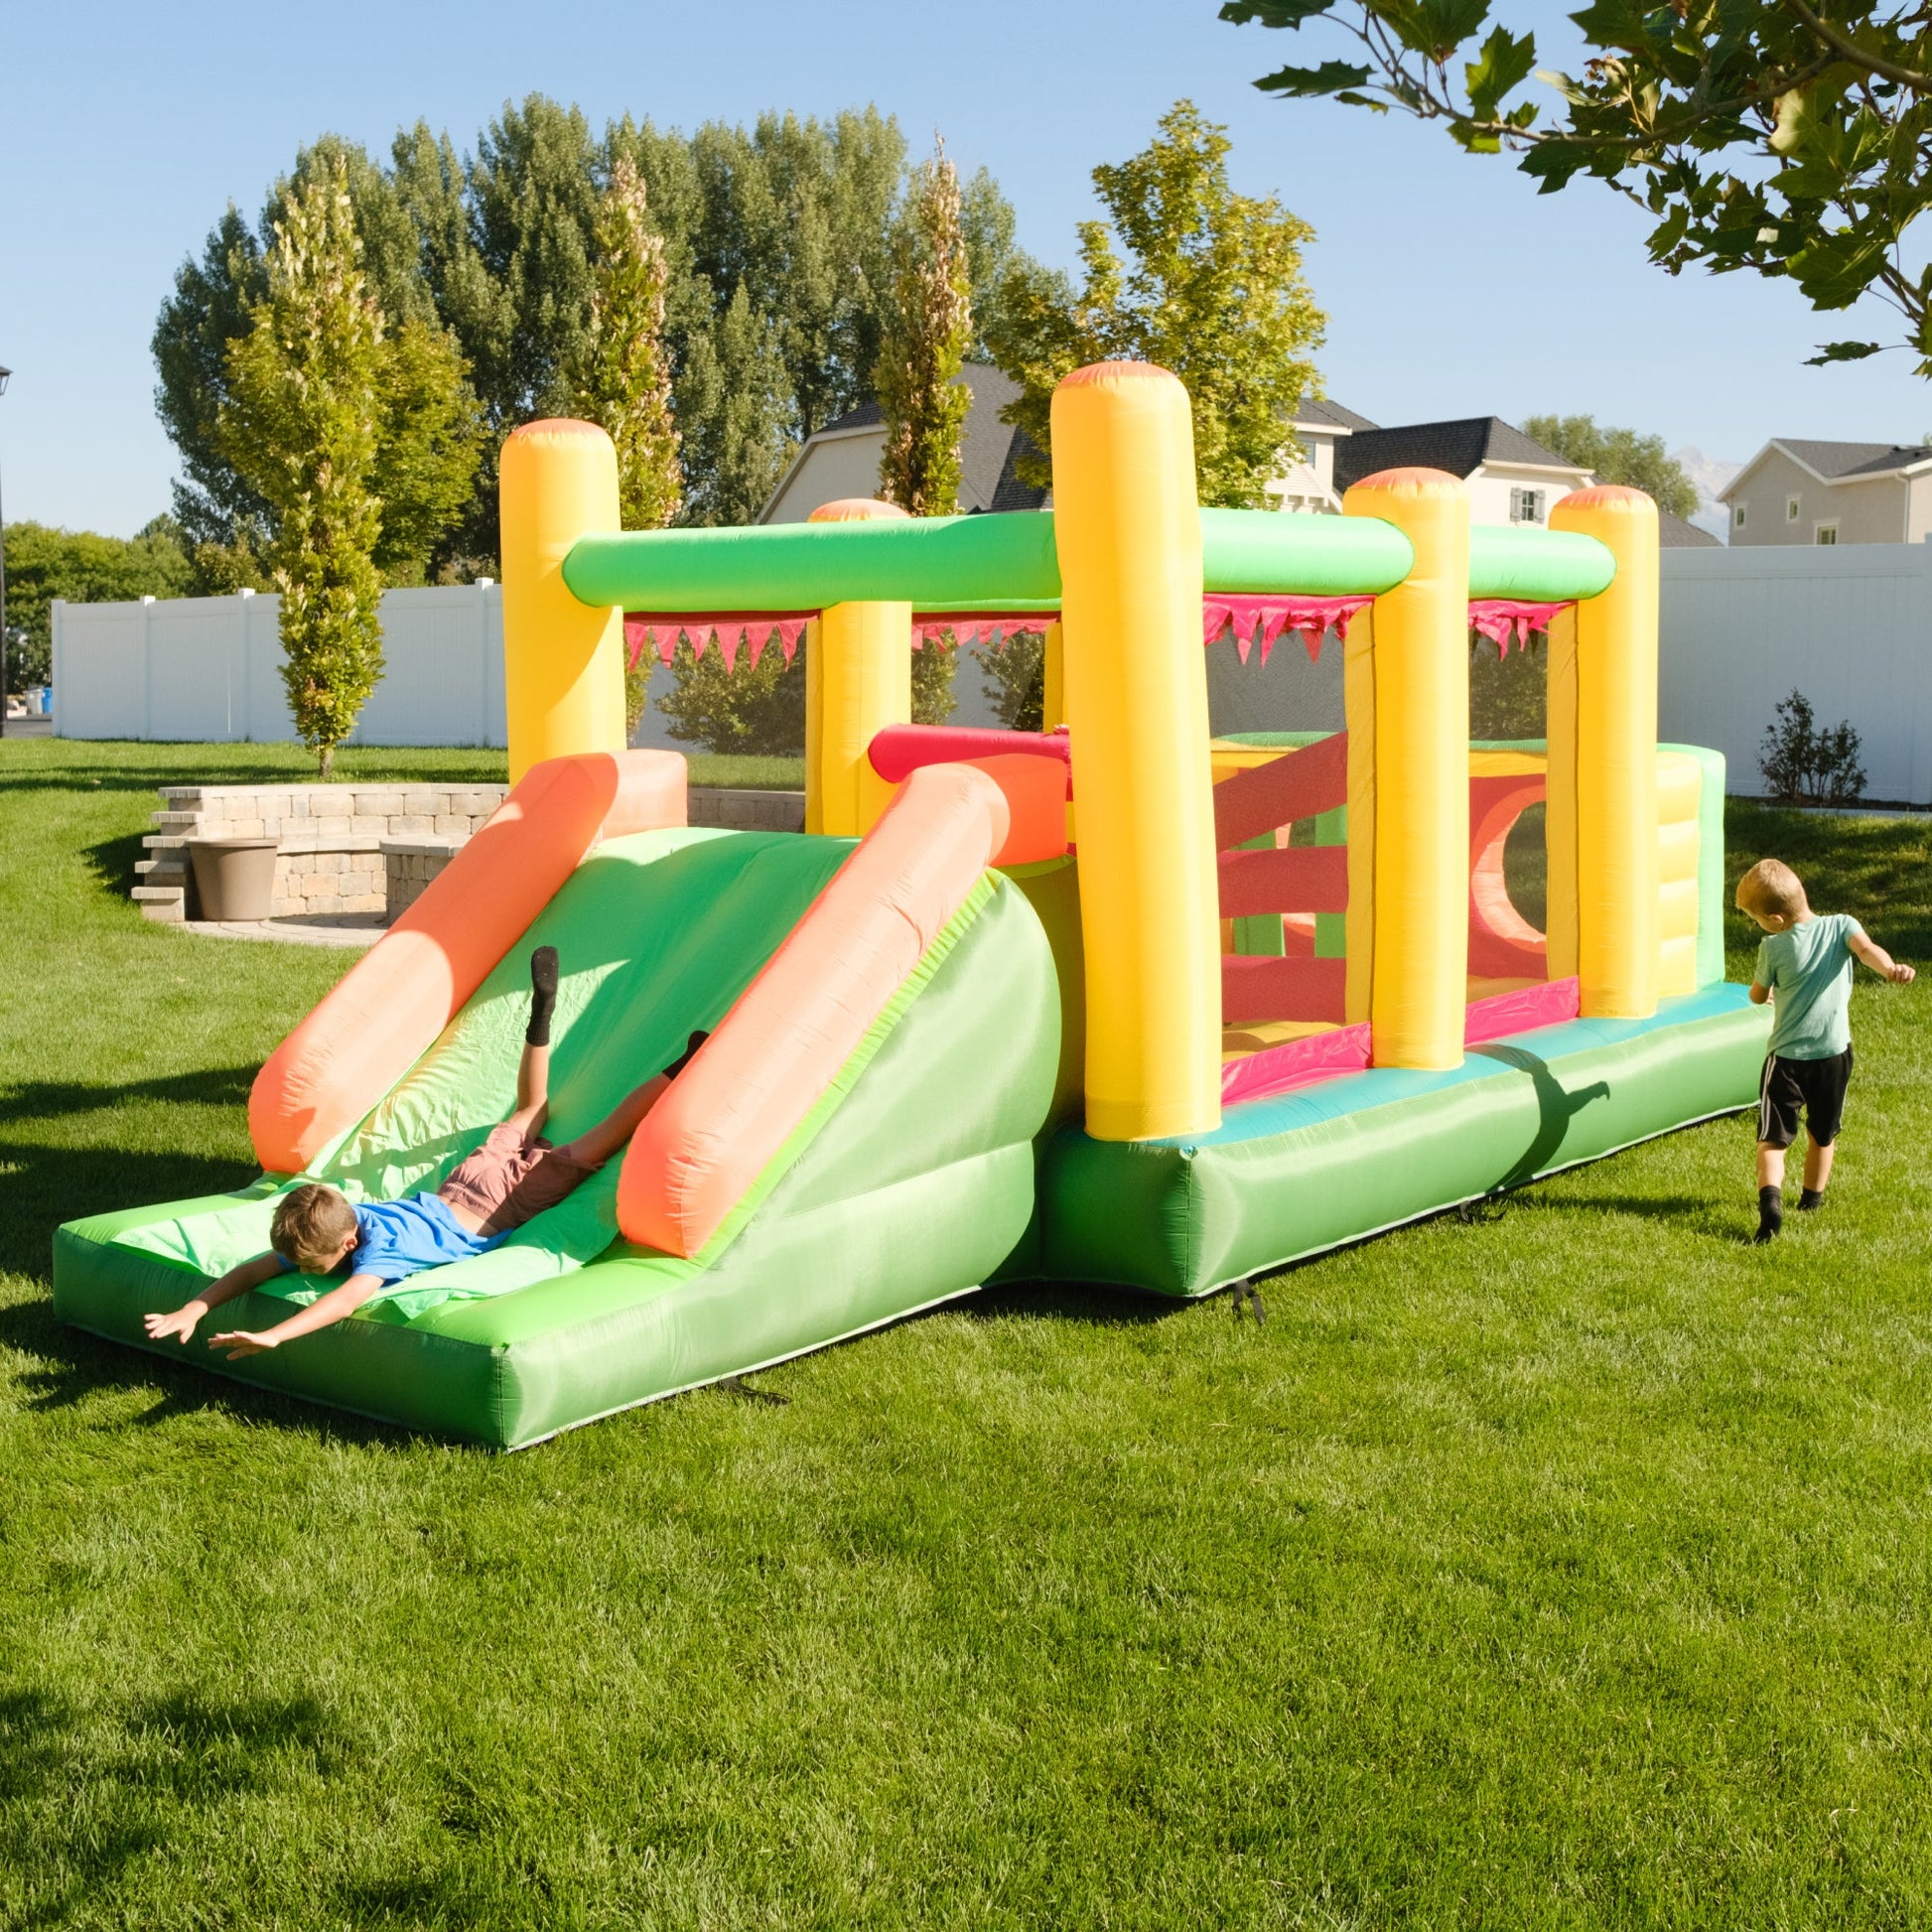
top-left (187, 838), bottom-right (280, 921)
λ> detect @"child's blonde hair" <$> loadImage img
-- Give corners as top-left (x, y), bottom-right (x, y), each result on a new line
top-left (270, 1183), bottom-right (357, 1274)
top-left (1736, 858), bottom-right (1807, 921)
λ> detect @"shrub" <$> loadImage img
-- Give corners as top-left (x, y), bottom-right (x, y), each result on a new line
top-left (1758, 688), bottom-right (1866, 806)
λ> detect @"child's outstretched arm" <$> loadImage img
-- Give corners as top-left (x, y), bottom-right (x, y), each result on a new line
top-left (1850, 929), bottom-right (1915, 986)
top-left (207, 1274), bottom-right (384, 1360)
top-left (143, 1251), bottom-right (286, 1346)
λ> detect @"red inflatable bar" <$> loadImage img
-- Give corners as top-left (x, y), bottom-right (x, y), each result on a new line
top-left (869, 724), bottom-right (1071, 785)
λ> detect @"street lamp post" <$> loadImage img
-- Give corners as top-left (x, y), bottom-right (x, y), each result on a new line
top-left (0, 363), bottom-right (11, 742)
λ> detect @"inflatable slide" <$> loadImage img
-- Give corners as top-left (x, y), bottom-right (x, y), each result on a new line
top-left (54, 755), bottom-right (1064, 1447)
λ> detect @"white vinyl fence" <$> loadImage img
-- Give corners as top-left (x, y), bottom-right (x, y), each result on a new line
top-left (1660, 540), bottom-right (1932, 804)
top-left (52, 585), bottom-right (509, 748)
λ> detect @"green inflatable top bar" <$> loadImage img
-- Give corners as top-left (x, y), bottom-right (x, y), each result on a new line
top-left (562, 507), bottom-right (1614, 613)
top-left (1466, 525), bottom-right (1615, 602)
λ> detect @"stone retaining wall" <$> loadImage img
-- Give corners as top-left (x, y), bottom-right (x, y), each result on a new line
top-left (134, 780), bottom-right (808, 925)
top-left (134, 782), bottom-right (508, 923)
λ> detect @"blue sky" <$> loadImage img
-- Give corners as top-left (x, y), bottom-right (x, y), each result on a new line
top-left (3, 0), bottom-right (1926, 536)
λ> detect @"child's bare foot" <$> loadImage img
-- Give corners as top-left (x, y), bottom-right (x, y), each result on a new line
top-left (527, 946), bottom-right (559, 1046)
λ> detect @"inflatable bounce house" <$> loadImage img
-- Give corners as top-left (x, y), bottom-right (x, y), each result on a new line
top-left (55, 363), bottom-right (1765, 1447)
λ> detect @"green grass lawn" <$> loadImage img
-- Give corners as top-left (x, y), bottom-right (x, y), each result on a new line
top-left (4, 737), bottom-right (1931, 1928)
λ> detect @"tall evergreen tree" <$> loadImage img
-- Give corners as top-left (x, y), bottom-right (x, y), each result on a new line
top-left (877, 141), bottom-right (975, 727)
top-left (573, 154), bottom-right (684, 734)
top-left (218, 161), bottom-right (387, 776)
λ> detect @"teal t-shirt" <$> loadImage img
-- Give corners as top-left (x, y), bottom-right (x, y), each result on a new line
top-left (1755, 912), bottom-right (1864, 1059)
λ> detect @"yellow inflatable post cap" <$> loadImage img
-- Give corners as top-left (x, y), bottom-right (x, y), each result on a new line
top-left (1341, 466), bottom-right (1465, 507)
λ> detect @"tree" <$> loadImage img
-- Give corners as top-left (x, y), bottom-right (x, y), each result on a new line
top-left (652, 635), bottom-right (808, 756)
top-left (675, 283), bottom-right (795, 527)
top-left (973, 629), bottom-right (1047, 733)
top-left (874, 141), bottom-right (976, 731)
top-left (218, 162), bottom-right (387, 776)
top-left (1220, 0), bottom-right (1932, 374)
top-left (877, 143), bottom-right (975, 518)
top-left (985, 101), bottom-right (1326, 506)
top-left (153, 136), bottom-right (452, 590)
top-left (1521, 415), bottom-right (1701, 519)
top-left (0, 517), bottom-right (193, 693)
top-left (572, 154), bottom-right (685, 736)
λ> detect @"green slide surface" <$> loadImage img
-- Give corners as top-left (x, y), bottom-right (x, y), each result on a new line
top-left (54, 829), bottom-right (1062, 1448)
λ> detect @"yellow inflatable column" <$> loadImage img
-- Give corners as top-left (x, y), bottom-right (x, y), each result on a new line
top-left (1549, 486), bottom-right (1659, 1019)
top-left (1341, 470), bottom-right (1469, 1069)
top-left (499, 419), bottom-right (626, 782)
top-left (1040, 621), bottom-right (1066, 729)
top-left (1051, 361), bottom-right (1220, 1142)
top-left (803, 499), bottom-right (912, 837)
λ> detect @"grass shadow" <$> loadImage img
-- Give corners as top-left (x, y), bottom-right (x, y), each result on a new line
top-left (0, 1294), bottom-right (418, 1450)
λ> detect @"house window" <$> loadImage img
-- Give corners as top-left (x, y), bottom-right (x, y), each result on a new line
top-left (1786, 494), bottom-right (1801, 523)
top-left (1733, 502), bottom-right (1747, 530)
top-left (1509, 487), bottom-right (1544, 524)
top-left (1815, 522), bottom-right (1839, 546)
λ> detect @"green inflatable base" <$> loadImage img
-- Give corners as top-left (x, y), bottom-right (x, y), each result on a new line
top-left (1038, 985), bottom-right (1770, 1298)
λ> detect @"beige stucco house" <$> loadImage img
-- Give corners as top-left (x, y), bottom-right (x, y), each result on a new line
top-left (1719, 439), bottom-right (1932, 546)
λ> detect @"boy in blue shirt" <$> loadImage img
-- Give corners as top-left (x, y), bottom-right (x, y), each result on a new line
top-left (143, 947), bottom-right (706, 1356)
top-left (1734, 859), bottom-right (1913, 1242)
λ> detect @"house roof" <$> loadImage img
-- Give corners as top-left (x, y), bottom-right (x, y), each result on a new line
top-left (1658, 509), bottom-right (1722, 548)
top-left (1293, 398), bottom-right (1379, 434)
top-left (1331, 417), bottom-right (1588, 493)
top-left (762, 362), bottom-right (1048, 520)
top-left (1719, 438), bottom-right (1932, 497)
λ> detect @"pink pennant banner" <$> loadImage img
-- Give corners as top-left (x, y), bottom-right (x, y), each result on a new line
top-left (1467, 599), bottom-right (1567, 656)
top-left (622, 614), bottom-right (813, 672)
top-left (911, 614), bottom-right (1058, 651)
top-left (1203, 595), bottom-right (1374, 665)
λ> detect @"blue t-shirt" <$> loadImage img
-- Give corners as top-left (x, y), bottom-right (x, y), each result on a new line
top-left (1755, 912), bottom-right (1864, 1060)
top-left (278, 1195), bottom-right (504, 1285)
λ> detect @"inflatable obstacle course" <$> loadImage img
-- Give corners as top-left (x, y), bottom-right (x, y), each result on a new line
top-left (56, 361), bottom-right (1766, 1446)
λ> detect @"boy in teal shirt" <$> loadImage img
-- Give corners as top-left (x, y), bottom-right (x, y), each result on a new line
top-left (1734, 858), bottom-right (1914, 1242)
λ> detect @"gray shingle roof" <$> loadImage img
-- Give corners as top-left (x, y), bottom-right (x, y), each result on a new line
top-left (1825, 443), bottom-right (1932, 479)
top-left (1658, 509), bottom-right (1721, 548)
top-left (1294, 398), bottom-right (1379, 433)
top-left (1331, 417), bottom-right (1587, 493)
top-left (1775, 439), bottom-right (1914, 479)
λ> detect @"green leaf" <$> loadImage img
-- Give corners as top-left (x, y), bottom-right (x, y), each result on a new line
top-left (1803, 341), bottom-right (1884, 363)
top-left (1464, 24), bottom-right (1539, 120)
top-left (1252, 59), bottom-right (1376, 97)
top-left (1218, 0), bottom-right (1337, 26)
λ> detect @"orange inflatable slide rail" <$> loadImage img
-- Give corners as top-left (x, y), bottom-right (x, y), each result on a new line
top-left (619, 761), bottom-right (1012, 1260)
top-left (248, 751), bottom-right (688, 1175)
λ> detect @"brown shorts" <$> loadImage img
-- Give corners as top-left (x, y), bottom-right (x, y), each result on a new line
top-left (437, 1124), bottom-right (600, 1237)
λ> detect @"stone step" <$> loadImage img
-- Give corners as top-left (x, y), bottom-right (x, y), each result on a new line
top-left (135, 858), bottom-right (190, 882)
top-left (132, 887), bottom-right (186, 923)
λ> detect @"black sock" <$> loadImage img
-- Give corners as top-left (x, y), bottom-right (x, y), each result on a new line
top-left (662, 1030), bottom-right (708, 1078)
top-left (1753, 1183), bottom-right (1783, 1243)
top-left (1798, 1187), bottom-right (1826, 1211)
top-left (526, 946), bottom-right (559, 1046)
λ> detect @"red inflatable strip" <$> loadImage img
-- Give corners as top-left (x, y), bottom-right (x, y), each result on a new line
top-left (1221, 1022), bottom-right (1371, 1105)
top-left (622, 613), bottom-right (813, 672)
top-left (1216, 843), bottom-right (1349, 918)
top-left (1221, 955), bottom-right (1347, 1027)
top-left (869, 723), bottom-right (1071, 784)
top-left (1213, 733), bottom-right (1348, 851)
top-left (1463, 976), bottom-right (1580, 1043)
top-left (1219, 976), bottom-right (1585, 1109)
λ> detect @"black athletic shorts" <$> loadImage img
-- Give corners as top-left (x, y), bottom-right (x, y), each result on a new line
top-left (1757, 1046), bottom-right (1853, 1149)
